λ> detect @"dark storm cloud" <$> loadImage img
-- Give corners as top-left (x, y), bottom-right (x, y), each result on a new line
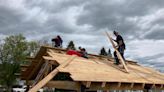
top-left (135, 53), bottom-right (164, 72)
top-left (25, 0), bottom-right (87, 13)
top-left (0, 0), bottom-right (164, 72)
top-left (144, 29), bottom-right (164, 40)
top-left (77, 0), bottom-right (164, 39)
top-left (0, 6), bottom-right (24, 34)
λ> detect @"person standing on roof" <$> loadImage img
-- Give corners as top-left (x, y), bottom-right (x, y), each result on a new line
top-left (57, 35), bottom-right (63, 47)
top-left (51, 35), bottom-right (63, 48)
top-left (112, 31), bottom-right (126, 65)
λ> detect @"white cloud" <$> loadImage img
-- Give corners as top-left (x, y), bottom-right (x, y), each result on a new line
top-left (127, 39), bottom-right (164, 58)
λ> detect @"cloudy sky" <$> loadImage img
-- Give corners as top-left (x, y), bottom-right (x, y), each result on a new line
top-left (0, 0), bottom-right (164, 72)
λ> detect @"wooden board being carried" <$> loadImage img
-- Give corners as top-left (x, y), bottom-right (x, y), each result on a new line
top-left (105, 31), bottom-right (129, 73)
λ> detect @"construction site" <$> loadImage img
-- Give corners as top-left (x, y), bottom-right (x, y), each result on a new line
top-left (20, 33), bottom-right (164, 92)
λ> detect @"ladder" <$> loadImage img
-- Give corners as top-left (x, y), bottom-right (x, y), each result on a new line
top-left (32, 61), bottom-right (49, 87)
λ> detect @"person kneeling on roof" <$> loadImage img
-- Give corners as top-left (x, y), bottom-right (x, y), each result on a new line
top-left (66, 47), bottom-right (88, 59)
top-left (78, 47), bottom-right (88, 59)
top-left (112, 31), bottom-right (126, 65)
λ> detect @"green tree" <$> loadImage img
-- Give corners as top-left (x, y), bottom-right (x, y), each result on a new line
top-left (108, 48), bottom-right (112, 57)
top-left (27, 41), bottom-right (40, 57)
top-left (66, 41), bottom-right (76, 50)
top-left (0, 34), bottom-right (39, 91)
top-left (99, 47), bottom-right (107, 56)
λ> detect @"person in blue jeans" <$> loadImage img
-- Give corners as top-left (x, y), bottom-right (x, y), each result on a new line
top-left (112, 31), bottom-right (126, 65)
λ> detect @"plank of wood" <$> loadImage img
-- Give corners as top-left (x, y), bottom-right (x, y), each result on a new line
top-left (44, 63), bottom-right (50, 77)
top-left (142, 83), bottom-right (145, 88)
top-left (151, 84), bottom-right (155, 88)
top-left (105, 31), bottom-right (129, 73)
top-left (32, 61), bottom-right (49, 87)
top-left (27, 58), bottom-right (43, 80)
top-left (128, 66), bottom-right (162, 84)
top-left (86, 81), bottom-right (91, 88)
top-left (117, 82), bottom-right (121, 88)
top-left (42, 56), bottom-right (59, 65)
top-left (28, 80), bottom-right (80, 91)
top-left (130, 83), bottom-right (134, 89)
top-left (102, 82), bottom-right (106, 88)
top-left (28, 55), bottom-right (76, 92)
top-left (86, 82), bottom-right (146, 90)
top-left (160, 84), bottom-right (163, 89)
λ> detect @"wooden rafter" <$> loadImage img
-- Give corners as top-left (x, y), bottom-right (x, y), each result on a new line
top-left (151, 84), bottom-right (155, 88)
top-left (117, 82), bottom-right (121, 88)
top-left (32, 61), bottom-right (49, 87)
top-left (102, 82), bottom-right (106, 88)
top-left (130, 83), bottom-right (134, 89)
top-left (27, 58), bottom-right (43, 80)
top-left (42, 56), bottom-right (59, 65)
top-left (142, 83), bottom-right (145, 89)
top-left (86, 81), bottom-right (91, 88)
top-left (160, 84), bottom-right (163, 89)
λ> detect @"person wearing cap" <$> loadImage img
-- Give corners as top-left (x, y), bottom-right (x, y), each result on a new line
top-left (112, 31), bottom-right (126, 65)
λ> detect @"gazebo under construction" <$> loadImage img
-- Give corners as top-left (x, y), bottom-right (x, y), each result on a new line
top-left (21, 46), bottom-right (164, 92)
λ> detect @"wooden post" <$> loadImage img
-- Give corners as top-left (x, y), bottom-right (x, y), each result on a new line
top-left (160, 84), bottom-right (163, 89)
top-left (142, 83), bottom-right (145, 89)
top-left (105, 31), bottom-right (129, 73)
top-left (102, 82), bottom-right (106, 88)
top-left (86, 81), bottom-right (91, 88)
top-left (32, 61), bottom-right (49, 87)
top-left (117, 82), bottom-right (121, 88)
top-left (28, 55), bottom-right (76, 92)
top-left (130, 83), bottom-right (134, 89)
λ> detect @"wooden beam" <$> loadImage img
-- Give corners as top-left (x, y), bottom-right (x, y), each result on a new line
top-left (28, 80), bottom-right (80, 91)
top-left (27, 58), bottom-right (44, 80)
top-left (142, 83), bottom-right (145, 89)
top-left (86, 82), bottom-right (91, 88)
top-left (28, 55), bottom-right (76, 92)
top-left (151, 84), bottom-right (155, 88)
top-left (43, 56), bottom-right (59, 65)
top-left (105, 32), bottom-right (129, 73)
top-left (28, 81), bottom-right (162, 90)
top-left (160, 84), bottom-right (163, 89)
top-left (44, 63), bottom-right (50, 77)
top-left (117, 82), bottom-right (121, 88)
top-left (43, 56), bottom-right (57, 61)
top-left (86, 82), bottom-right (148, 90)
top-left (32, 61), bottom-right (49, 87)
top-left (101, 82), bottom-right (106, 88)
top-left (130, 83), bottom-right (134, 89)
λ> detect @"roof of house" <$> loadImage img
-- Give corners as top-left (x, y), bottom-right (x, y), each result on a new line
top-left (21, 46), bottom-right (164, 90)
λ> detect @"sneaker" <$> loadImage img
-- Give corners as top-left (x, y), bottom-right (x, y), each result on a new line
top-left (114, 62), bottom-right (119, 65)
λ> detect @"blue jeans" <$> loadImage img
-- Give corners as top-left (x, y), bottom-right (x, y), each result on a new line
top-left (114, 47), bottom-right (125, 64)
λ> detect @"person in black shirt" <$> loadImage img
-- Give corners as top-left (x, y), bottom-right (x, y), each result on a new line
top-left (112, 31), bottom-right (126, 65)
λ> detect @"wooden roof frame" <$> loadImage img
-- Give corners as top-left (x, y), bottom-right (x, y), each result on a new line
top-left (20, 45), bottom-right (164, 92)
